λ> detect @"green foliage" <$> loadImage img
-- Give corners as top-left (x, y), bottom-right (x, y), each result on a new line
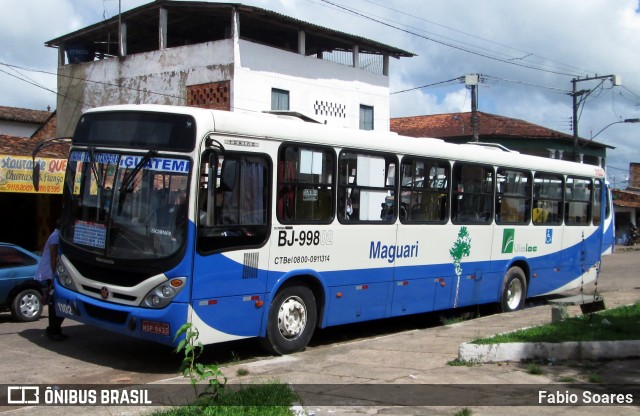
top-left (447, 358), bottom-right (481, 367)
top-left (588, 373), bottom-right (603, 383)
top-left (450, 226), bottom-right (472, 276)
top-left (527, 363), bottom-right (544, 375)
top-left (152, 383), bottom-right (299, 416)
top-left (454, 408), bottom-right (473, 416)
top-left (174, 323), bottom-right (227, 401)
top-left (472, 303), bottom-right (640, 344)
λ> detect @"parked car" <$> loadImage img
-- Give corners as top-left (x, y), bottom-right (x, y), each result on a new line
top-left (0, 242), bottom-right (45, 322)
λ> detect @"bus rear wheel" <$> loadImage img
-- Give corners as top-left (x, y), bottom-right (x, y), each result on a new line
top-left (500, 267), bottom-right (527, 312)
top-left (261, 285), bottom-right (317, 355)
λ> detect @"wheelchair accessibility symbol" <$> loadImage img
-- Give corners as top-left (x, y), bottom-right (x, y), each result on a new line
top-left (545, 229), bottom-right (553, 244)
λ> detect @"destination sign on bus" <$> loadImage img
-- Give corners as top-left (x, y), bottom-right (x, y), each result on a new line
top-left (70, 151), bottom-right (190, 173)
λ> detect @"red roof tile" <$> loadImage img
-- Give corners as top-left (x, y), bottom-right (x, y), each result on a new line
top-left (0, 135), bottom-right (69, 158)
top-left (391, 112), bottom-right (609, 148)
top-left (0, 105), bottom-right (52, 124)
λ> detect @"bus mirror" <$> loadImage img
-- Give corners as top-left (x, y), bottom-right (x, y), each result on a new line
top-left (32, 163), bottom-right (40, 191)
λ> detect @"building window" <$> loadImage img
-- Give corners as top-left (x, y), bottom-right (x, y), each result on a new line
top-left (359, 105), bottom-right (374, 130)
top-left (271, 89), bottom-right (290, 111)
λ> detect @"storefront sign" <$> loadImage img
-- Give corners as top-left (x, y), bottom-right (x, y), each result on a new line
top-left (0, 155), bottom-right (66, 194)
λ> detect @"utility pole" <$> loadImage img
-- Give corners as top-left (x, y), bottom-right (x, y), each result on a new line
top-left (570, 74), bottom-right (621, 162)
top-left (465, 74), bottom-right (480, 142)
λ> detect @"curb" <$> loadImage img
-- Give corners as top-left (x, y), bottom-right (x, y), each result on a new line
top-left (459, 340), bottom-right (640, 362)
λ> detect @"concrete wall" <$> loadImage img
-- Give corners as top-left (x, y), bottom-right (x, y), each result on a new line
top-left (0, 121), bottom-right (40, 137)
top-left (56, 40), bottom-right (235, 137)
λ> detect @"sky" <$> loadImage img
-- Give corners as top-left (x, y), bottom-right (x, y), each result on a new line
top-left (1, 0), bottom-right (639, 186)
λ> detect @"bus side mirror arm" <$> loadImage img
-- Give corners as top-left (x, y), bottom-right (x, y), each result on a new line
top-left (31, 137), bottom-right (71, 191)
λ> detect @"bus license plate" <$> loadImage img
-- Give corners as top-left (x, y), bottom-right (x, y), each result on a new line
top-left (141, 320), bottom-right (170, 336)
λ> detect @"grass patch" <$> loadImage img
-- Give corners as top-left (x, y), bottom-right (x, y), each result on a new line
top-left (447, 358), bottom-right (481, 367)
top-left (472, 303), bottom-right (640, 344)
top-left (527, 363), bottom-right (544, 375)
top-left (152, 383), bottom-right (299, 416)
top-left (558, 376), bottom-right (576, 383)
top-left (588, 373), bottom-right (603, 383)
top-left (454, 408), bottom-right (473, 416)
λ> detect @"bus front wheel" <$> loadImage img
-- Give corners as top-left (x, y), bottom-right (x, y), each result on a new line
top-left (261, 285), bottom-right (317, 355)
top-left (500, 267), bottom-right (527, 312)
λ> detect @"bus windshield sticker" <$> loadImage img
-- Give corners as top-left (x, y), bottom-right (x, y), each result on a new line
top-left (70, 151), bottom-right (189, 173)
top-left (73, 220), bottom-right (107, 249)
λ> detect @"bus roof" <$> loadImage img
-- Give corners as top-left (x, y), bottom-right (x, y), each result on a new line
top-left (84, 104), bottom-right (605, 179)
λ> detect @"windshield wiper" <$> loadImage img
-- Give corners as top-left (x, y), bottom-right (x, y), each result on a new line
top-left (117, 150), bottom-right (157, 215)
top-left (88, 146), bottom-right (104, 190)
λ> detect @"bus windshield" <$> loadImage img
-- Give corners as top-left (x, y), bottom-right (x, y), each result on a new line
top-left (61, 150), bottom-right (190, 260)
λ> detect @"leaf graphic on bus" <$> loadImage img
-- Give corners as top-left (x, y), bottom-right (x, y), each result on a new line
top-left (450, 226), bottom-right (471, 308)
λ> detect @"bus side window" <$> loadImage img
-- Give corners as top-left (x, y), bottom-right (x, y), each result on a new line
top-left (337, 151), bottom-right (397, 224)
top-left (565, 176), bottom-right (591, 225)
top-left (533, 173), bottom-right (563, 225)
top-left (197, 151), bottom-right (271, 253)
top-left (276, 144), bottom-right (335, 223)
top-left (452, 163), bottom-right (493, 224)
top-left (496, 168), bottom-right (531, 225)
top-left (400, 157), bottom-right (449, 224)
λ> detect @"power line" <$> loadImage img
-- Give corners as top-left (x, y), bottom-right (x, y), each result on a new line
top-left (482, 75), bottom-right (570, 93)
top-left (351, 0), bottom-right (591, 77)
top-left (391, 77), bottom-right (462, 95)
top-left (318, 0), bottom-right (581, 77)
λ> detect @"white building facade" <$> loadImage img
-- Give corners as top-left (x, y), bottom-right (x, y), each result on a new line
top-left (47, 1), bottom-right (413, 137)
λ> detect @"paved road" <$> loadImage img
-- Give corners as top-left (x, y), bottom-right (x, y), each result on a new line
top-left (1, 250), bottom-right (638, 415)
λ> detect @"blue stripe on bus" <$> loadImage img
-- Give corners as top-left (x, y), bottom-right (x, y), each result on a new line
top-left (53, 282), bottom-right (189, 347)
top-left (55, 221), bottom-right (604, 345)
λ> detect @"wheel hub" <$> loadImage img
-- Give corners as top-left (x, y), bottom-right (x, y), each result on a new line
top-left (20, 293), bottom-right (40, 318)
top-left (277, 296), bottom-right (307, 339)
top-left (506, 279), bottom-right (523, 310)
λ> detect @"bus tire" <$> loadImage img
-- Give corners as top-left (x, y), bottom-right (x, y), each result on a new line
top-left (261, 285), bottom-right (317, 355)
top-left (500, 267), bottom-right (527, 312)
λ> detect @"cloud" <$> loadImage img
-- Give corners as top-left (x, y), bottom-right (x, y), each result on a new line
top-left (1, 0), bottom-right (639, 173)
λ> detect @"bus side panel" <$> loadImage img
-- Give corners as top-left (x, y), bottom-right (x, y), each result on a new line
top-left (394, 224), bottom-right (495, 312)
top-left (191, 252), bottom-right (269, 338)
top-left (601, 215), bottom-right (614, 255)
top-left (527, 226), bottom-right (602, 296)
top-left (191, 293), bottom-right (264, 338)
top-left (325, 281), bottom-right (392, 326)
top-left (601, 185), bottom-right (615, 255)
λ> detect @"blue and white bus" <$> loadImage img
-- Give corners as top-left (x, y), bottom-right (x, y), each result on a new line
top-left (49, 105), bottom-right (610, 354)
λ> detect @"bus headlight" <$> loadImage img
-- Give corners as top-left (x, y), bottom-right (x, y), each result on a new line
top-left (56, 261), bottom-right (77, 291)
top-left (142, 277), bottom-right (186, 308)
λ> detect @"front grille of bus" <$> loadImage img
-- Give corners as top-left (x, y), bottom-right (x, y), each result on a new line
top-left (83, 302), bottom-right (129, 325)
top-left (72, 259), bottom-right (152, 287)
top-left (82, 285), bottom-right (138, 302)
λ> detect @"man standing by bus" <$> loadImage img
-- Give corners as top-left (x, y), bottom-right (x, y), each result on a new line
top-left (35, 223), bottom-right (67, 341)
